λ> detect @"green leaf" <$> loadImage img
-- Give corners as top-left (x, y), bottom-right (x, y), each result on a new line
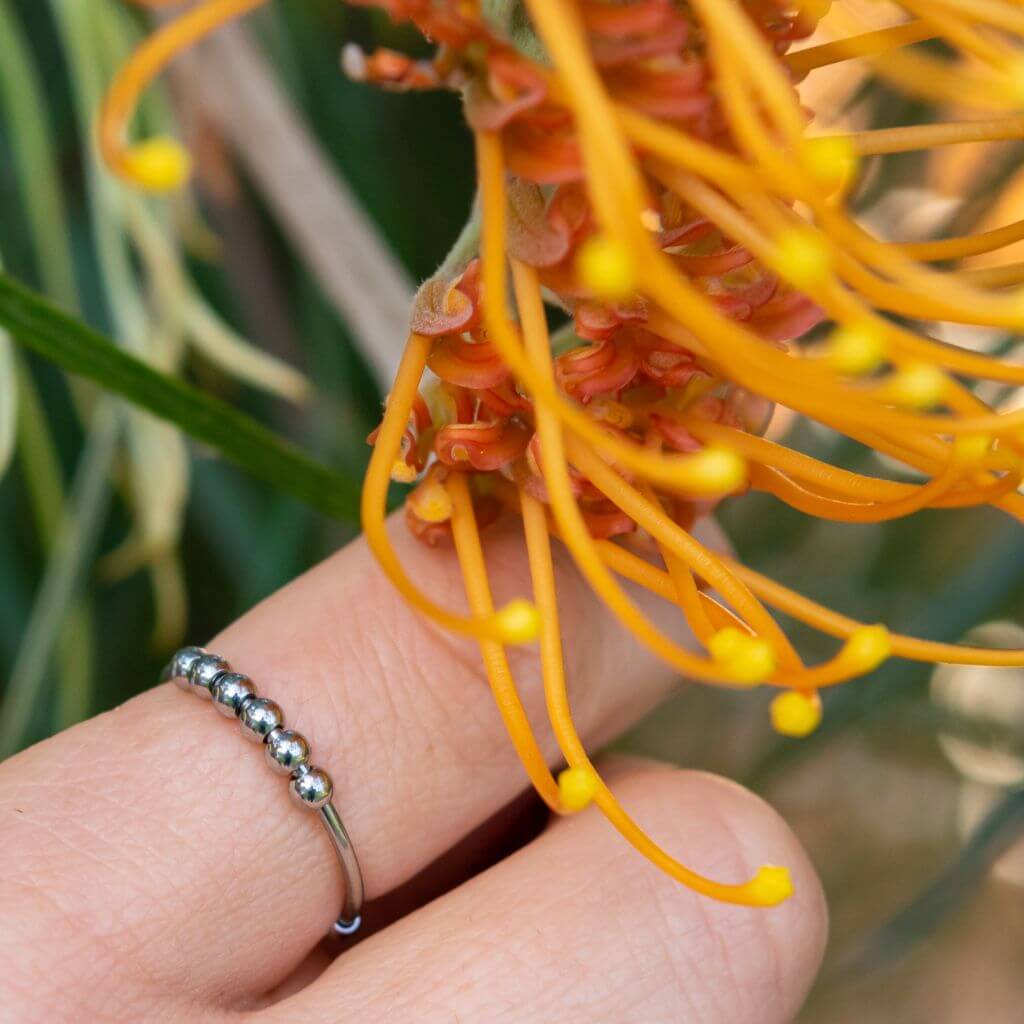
top-left (0, 271), bottom-right (361, 523)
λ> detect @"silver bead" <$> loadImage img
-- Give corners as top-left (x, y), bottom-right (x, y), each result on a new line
top-left (165, 646), bottom-right (207, 690)
top-left (289, 766), bottom-right (333, 810)
top-left (265, 728), bottom-right (311, 775)
top-left (189, 654), bottom-right (230, 700)
top-left (239, 697), bottom-right (284, 741)
top-left (211, 673), bottom-right (256, 718)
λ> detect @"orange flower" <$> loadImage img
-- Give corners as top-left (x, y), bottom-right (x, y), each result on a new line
top-left (101, 0), bottom-right (1024, 910)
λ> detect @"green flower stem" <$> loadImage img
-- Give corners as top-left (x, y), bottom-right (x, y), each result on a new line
top-left (436, 196), bottom-right (482, 279)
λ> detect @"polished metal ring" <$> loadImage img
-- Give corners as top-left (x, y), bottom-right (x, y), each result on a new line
top-left (163, 646), bottom-right (365, 935)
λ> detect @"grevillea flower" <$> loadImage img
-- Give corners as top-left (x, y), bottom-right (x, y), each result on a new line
top-left (101, 0), bottom-right (1024, 909)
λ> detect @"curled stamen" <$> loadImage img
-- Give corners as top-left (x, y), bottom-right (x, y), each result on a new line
top-left (361, 333), bottom-right (539, 645)
top-left (522, 490), bottom-right (792, 906)
top-left (447, 472), bottom-right (560, 811)
top-left (101, 0), bottom-right (268, 190)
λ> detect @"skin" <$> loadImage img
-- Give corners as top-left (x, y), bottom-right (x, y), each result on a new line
top-left (0, 515), bottom-right (827, 1023)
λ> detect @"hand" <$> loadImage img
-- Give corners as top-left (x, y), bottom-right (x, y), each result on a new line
top-left (0, 516), bottom-right (826, 1023)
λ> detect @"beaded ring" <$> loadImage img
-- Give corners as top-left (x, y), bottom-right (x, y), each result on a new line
top-left (163, 646), bottom-right (364, 936)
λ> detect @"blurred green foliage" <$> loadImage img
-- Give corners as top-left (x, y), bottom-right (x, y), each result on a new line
top-left (0, 0), bottom-right (477, 743)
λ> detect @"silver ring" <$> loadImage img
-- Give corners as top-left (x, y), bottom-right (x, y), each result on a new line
top-left (162, 646), bottom-right (365, 935)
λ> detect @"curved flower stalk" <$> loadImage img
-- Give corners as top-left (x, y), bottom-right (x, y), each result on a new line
top-left (101, 0), bottom-right (1024, 908)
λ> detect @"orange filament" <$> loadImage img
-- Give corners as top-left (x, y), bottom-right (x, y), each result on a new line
top-left (477, 133), bottom-right (755, 497)
top-left (100, 0), bottom-right (268, 188)
top-left (521, 492), bottom-right (792, 906)
top-left (361, 333), bottom-right (539, 645)
top-left (509, 258), bottom-right (759, 688)
top-left (446, 472), bottom-right (560, 811)
top-left (783, 21), bottom-right (939, 77)
top-left (560, 431), bottom-right (803, 669)
top-left (595, 540), bottom-right (1024, 676)
top-left (655, 537), bottom-right (717, 649)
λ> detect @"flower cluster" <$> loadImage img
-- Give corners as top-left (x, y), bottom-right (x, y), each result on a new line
top-left (102, 0), bottom-right (1024, 908)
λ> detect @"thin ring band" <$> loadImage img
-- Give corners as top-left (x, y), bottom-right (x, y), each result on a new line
top-left (162, 646), bottom-right (365, 935)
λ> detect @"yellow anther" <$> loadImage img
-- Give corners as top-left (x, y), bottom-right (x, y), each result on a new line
top-left (558, 766), bottom-right (598, 812)
top-left (708, 626), bottom-right (746, 661)
top-left (825, 323), bottom-right (887, 376)
top-left (883, 362), bottom-right (948, 409)
top-left (800, 135), bottom-right (859, 193)
top-left (746, 865), bottom-right (794, 905)
top-left (408, 481), bottom-right (452, 523)
top-left (728, 643), bottom-right (778, 685)
top-left (953, 433), bottom-right (992, 463)
top-left (120, 137), bottom-right (192, 193)
top-left (770, 689), bottom-right (822, 737)
top-left (840, 624), bottom-right (891, 672)
top-left (576, 235), bottom-right (636, 301)
top-left (709, 627), bottom-right (776, 685)
top-left (773, 230), bottom-right (831, 290)
top-left (390, 460), bottom-right (419, 484)
top-left (494, 598), bottom-right (540, 644)
top-left (683, 446), bottom-right (748, 496)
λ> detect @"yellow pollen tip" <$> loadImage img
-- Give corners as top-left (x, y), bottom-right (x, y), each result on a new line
top-left (708, 626), bottom-right (745, 661)
top-left (576, 235), bottom-right (637, 300)
top-left (801, 136), bottom-right (859, 192)
top-left (685, 446), bottom-right (748, 495)
top-left (773, 230), bottom-right (831, 290)
top-left (825, 323), bottom-right (887, 376)
top-left (841, 624), bottom-right (891, 672)
top-left (953, 433), bottom-right (992, 463)
top-left (494, 598), bottom-right (540, 644)
top-left (709, 628), bottom-right (776, 685)
top-left (770, 689), bottom-right (822, 737)
top-left (409, 482), bottom-right (452, 523)
top-left (390, 460), bottom-right (419, 484)
top-left (746, 865), bottom-right (794, 905)
top-left (558, 766), bottom-right (598, 812)
top-left (120, 138), bottom-right (192, 193)
top-left (883, 362), bottom-right (948, 409)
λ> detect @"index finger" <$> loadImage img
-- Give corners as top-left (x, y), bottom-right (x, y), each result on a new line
top-left (0, 513), bottom-right (709, 1015)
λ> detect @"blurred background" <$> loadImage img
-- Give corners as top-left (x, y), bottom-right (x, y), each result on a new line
top-left (0, 2), bottom-right (1022, 1020)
